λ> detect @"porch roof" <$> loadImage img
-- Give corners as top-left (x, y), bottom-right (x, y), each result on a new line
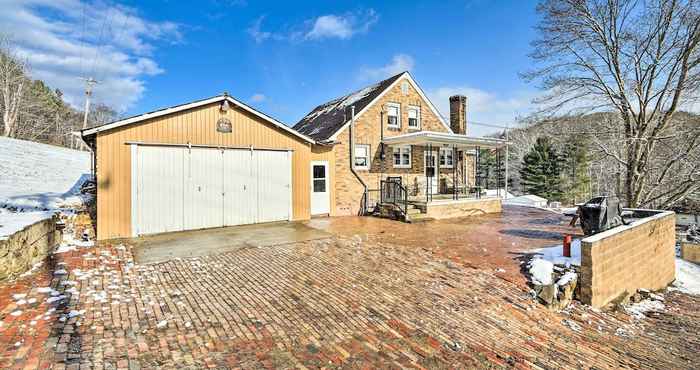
top-left (382, 131), bottom-right (508, 149)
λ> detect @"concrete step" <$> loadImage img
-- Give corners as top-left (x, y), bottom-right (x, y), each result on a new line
top-left (406, 208), bottom-right (422, 215)
top-left (407, 213), bottom-right (435, 223)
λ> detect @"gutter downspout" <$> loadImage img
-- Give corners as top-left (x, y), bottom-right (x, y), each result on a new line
top-left (349, 106), bottom-right (368, 215)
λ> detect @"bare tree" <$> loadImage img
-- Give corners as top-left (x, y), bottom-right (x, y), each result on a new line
top-left (525, 0), bottom-right (700, 208)
top-left (0, 36), bottom-right (28, 137)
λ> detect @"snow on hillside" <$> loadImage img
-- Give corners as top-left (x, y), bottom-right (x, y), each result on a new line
top-left (0, 137), bottom-right (91, 238)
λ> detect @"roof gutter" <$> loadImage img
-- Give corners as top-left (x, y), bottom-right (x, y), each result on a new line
top-left (349, 106), bottom-right (368, 215)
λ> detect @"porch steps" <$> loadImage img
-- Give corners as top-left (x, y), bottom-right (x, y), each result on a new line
top-left (372, 203), bottom-right (430, 223)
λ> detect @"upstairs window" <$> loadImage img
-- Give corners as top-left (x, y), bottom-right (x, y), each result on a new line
top-left (393, 146), bottom-right (411, 168)
top-left (408, 105), bottom-right (420, 129)
top-left (387, 103), bottom-right (400, 128)
top-left (440, 148), bottom-right (454, 168)
top-left (354, 144), bottom-right (370, 170)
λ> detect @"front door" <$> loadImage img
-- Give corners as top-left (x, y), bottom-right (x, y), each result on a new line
top-left (424, 150), bottom-right (438, 194)
top-left (310, 161), bottom-right (330, 215)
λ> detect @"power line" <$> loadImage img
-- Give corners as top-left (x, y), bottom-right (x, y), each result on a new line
top-left (97, 11), bottom-right (130, 84)
top-left (89, 5), bottom-right (114, 79)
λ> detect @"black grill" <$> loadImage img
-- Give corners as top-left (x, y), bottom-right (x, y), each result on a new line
top-left (578, 196), bottom-right (626, 236)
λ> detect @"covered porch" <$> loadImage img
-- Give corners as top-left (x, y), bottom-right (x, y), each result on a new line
top-left (376, 131), bottom-right (509, 221)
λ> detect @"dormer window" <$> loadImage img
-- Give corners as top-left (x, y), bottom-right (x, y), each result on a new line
top-left (408, 105), bottom-right (420, 129)
top-left (387, 103), bottom-right (400, 128)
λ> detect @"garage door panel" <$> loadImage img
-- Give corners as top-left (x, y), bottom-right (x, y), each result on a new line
top-left (184, 148), bottom-right (224, 230)
top-left (134, 146), bottom-right (292, 236)
top-left (223, 149), bottom-right (255, 226)
top-left (136, 146), bottom-right (185, 235)
top-left (255, 151), bottom-right (291, 223)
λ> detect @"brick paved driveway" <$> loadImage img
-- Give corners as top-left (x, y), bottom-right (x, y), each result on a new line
top-left (1, 214), bottom-right (699, 369)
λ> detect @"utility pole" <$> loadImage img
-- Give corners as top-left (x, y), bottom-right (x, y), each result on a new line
top-left (80, 77), bottom-right (99, 130)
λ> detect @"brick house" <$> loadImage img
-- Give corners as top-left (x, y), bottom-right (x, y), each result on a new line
top-left (294, 71), bottom-right (507, 219)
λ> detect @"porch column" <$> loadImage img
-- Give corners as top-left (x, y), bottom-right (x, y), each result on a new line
top-left (476, 146), bottom-right (481, 199)
top-left (453, 144), bottom-right (457, 200)
top-left (425, 143), bottom-right (430, 203)
top-left (505, 126), bottom-right (509, 199)
top-left (497, 148), bottom-right (501, 198)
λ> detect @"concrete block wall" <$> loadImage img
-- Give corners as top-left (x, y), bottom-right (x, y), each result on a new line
top-left (0, 215), bottom-right (60, 281)
top-left (423, 198), bottom-right (502, 219)
top-left (579, 211), bottom-right (676, 308)
top-left (681, 241), bottom-right (700, 264)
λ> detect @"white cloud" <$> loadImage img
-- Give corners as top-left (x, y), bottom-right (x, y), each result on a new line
top-left (358, 54), bottom-right (415, 81)
top-left (305, 9), bottom-right (378, 40)
top-left (249, 93), bottom-right (266, 103)
top-left (306, 15), bottom-right (354, 40)
top-left (248, 9), bottom-right (378, 43)
top-left (427, 86), bottom-right (539, 136)
top-left (247, 16), bottom-right (272, 43)
top-left (0, 0), bottom-right (182, 111)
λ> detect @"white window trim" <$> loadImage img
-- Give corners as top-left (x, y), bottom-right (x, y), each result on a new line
top-left (407, 105), bottom-right (421, 129)
top-left (393, 145), bottom-right (412, 168)
top-left (386, 102), bottom-right (401, 128)
top-left (439, 147), bottom-right (454, 168)
top-left (354, 144), bottom-right (370, 170)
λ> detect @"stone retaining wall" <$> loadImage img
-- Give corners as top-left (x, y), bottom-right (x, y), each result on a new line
top-left (0, 215), bottom-right (60, 281)
top-left (579, 210), bottom-right (676, 308)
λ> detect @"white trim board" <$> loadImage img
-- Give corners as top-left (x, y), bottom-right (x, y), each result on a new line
top-left (328, 72), bottom-right (454, 141)
top-left (82, 95), bottom-right (316, 145)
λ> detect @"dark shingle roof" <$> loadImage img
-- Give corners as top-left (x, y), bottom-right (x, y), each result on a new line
top-left (293, 72), bottom-right (406, 141)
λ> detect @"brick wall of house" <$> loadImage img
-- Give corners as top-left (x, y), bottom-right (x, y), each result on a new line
top-left (332, 76), bottom-right (472, 215)
top-left (579, 211), bottom-right (676, 308)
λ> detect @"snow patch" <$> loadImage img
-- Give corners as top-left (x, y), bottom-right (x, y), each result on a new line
top-left (0, 211), bottom-right (55, 240)
top-left (0, 136), bottom-right (91, 238)
top-left (671, 258), bottom-right (700, 295)
top-left (625, 299), bottom-right (665, 320)
top-left (528, 259), bottom-right (554, 285)
top-left (531, 240), bottom-right (582, 267)
top-left (557, 271), bottom-right (578, 286)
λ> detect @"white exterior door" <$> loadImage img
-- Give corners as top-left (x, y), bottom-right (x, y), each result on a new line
top-left (424, 150), bottom-right (438, 194)
top-left (133, 145), bottom-right (292, 236)
top-left (310, 161), bottom-right (330, 215)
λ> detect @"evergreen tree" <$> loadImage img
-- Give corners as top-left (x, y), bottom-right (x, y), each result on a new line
top-left (519, 137), bottom-right (563, 200)
top-left (477, 148), bottom-right (506, 190)
top-left (560, 135), bottom-right (591, 204)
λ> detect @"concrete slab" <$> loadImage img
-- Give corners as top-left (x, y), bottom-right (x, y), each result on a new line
top-left (131, 221), bottom-right (331, 264)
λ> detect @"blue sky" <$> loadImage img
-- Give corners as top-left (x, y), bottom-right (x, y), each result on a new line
top-left (1, 0), bottom-right (541, 136)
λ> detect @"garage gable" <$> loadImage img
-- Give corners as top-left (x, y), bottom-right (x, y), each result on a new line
top-left (83, 94), bottom-right (315, 145)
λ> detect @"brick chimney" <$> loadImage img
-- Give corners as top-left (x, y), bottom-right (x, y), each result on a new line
top-left (449, 95), bottom-right (467, 135)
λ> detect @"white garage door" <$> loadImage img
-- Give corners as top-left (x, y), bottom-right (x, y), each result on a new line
top-left (132, 145), bottom-right (292, 236)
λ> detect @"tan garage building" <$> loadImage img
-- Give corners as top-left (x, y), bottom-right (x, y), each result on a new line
top-left (82, 94), bottom-right (334, 240)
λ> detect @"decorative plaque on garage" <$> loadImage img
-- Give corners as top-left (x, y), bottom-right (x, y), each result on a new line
top-left (216, 118), bottom-right (232, 133)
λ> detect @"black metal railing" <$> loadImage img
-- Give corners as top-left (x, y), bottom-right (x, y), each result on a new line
top-left (360, 189), bottom-right (381, 215)
top-left (380, 179), bottom-right (408, 216)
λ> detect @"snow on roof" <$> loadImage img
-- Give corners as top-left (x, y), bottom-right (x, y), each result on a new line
top-left (293, 72), bottom-right (406, 141)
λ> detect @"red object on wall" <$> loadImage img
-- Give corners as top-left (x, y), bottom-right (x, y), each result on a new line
top-left (563, 234), bottom-right (572, 257)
